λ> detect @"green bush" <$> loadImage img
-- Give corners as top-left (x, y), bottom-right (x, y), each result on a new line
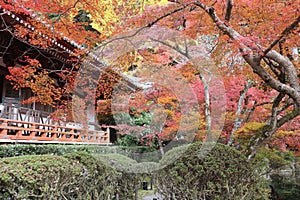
top-left (254, 148), bottom-right (299, 199)
top-left (155, 142), bottom-right (270, 200)
top-left (270, 174), bottom-right (300, 200)
top-left (0, 144), bottom-right (161, 162)
top-left (117, 134), bottom-right (140, 146)
top-left (0, 152), bottom-right (141, 199)
top-left (94, 153), bottom-right (138, 172)
top-left (0, 143), bottom-right (272, 199)
top-left (0, 144), bottom-right (89, 158)
top-left (63, 152), bottom-right (118, 199)
top-left (0, 155), bottom-right (83, 199)
top-left (92, 153), bottom-right (160, 199)
top-left (254, 147), bottom-right (295, 169)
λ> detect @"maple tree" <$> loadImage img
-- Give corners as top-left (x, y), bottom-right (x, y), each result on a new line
top-left (1, 0), bottom-right (299, 158)
top-left (115, 0), bottom-right (300, 158)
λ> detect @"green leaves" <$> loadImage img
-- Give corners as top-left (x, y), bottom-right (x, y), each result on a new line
top-left (0, 143), bottom-right (276, 199)
top-left (156, 142), bottom-right (270, 199)
top-left (0, 155), bottom-right (82, 199)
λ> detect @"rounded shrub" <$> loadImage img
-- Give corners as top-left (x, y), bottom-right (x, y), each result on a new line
top-left (63, 152), bottom-right (118, 199)
top-left (155, 142), bottom-right (270, 200)
top-left (93, 153), bottom-right (160, 199)
top-left (93, 153), bottom-right (141, 199)
top-left (0, 155), bottom-right (82, 199)
top-left (0, 152), bottom-right (121, 199)
top-left (0, 151), bottom-right (158, 199)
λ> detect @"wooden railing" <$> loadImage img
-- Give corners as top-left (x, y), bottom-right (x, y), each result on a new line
top-left (0, 118), bottom-right (110, 144)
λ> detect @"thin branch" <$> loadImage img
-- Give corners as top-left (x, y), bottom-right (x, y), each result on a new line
top-left (51, 0), bottom-right (81, 22)
top-left (244, 101), bottom-right (272, 123)
top-left (184, 38), bottom-right (188, 56)
top-left (264, 15), bottom-right (300, 55)
top-left (97, 6), bottom-right (188, 49)
top-left (225, 0), bottom-right (233, 22)
top-left (149, 37), bottom-right (189, 58)
top-left (265, 50), bottom-right (300, 93)
top-left (277, 102), bottom-right (293, 114)
top-left (246, 106), bottom-right (299, 159)
top-left (262, 93), bottom-right (284, 138)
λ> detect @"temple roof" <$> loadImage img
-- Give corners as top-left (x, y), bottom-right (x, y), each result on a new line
top-left (0, 4), bottom-right (79, 69)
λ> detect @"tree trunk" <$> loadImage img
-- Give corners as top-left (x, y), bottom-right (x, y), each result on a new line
top-left (157, 133), bottom-right (165, 156)
top-left (135, 183), bottom-right (139, 200)
top-left (198, 74), bottom-right (213, 141)
top-left (228, 80), bottom-right (253, 146)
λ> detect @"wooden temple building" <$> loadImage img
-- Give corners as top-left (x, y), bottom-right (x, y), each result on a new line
top-left (0, 4), bottom-right (110, 144)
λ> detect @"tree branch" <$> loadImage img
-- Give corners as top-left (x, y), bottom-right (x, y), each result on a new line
top-left (265, 50), bottom-right (300, 92)
top-left (193, 1), bottom-right (299, 106)
top-left (263, 57), bottom-right (285, 83)
top-left (244, 101), bottom-right (272, 123)
top-left (264, 15), bottom-right (300, 55)
top-left (97, 5), bottom-right (188, 49)
top-left (149, 37), bottom-right (189, 58)
top-left (246, 109), bottom-right (298, 159)
top-left (225, 0), bottom-right (233, 22)
top-left (245, 93), bottom-right (300, 159)
top-left (227, 79), bottom-right (253, 146)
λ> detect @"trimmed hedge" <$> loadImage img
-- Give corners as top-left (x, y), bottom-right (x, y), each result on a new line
top-left (0, 143), bottom-right (272, 199)
top-left (0, 144), bottom-right (161, 162)
top-left (155, 142), bottom-right (270, 200)
top-left (0, 154), bottom-right (83, 199)
top-left (0, 144), bottom-right (89, 158)
top-left (0, 151), bottom-right (157, 199)
top-left (94, 153), bottom-right (159, 199)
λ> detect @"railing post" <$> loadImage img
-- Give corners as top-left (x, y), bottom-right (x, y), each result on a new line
top-left (0, 118), bottom-right (8, 136)
top-left (52, 126), bottom-right (58, 138)
top-left (69, 128), bottom-right (74, 139)
top-left (106, 127), bottom-right (110, 143)
top-left (60, 129), bottom-right (67, 141)
top-left (29, 122), bottom-right (36, 137)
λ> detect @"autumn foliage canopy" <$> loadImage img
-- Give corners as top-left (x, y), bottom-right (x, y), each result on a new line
top-left (1, 0), bottom-right (299, 156)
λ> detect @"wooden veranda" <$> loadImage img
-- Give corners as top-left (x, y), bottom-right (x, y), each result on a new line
top-left (0, 118), bottom-right (110, 144)
top-left (0, 104), bottom-right (111, 144)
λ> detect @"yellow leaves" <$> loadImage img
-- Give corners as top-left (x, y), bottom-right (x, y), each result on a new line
top-left (235, 122), bottom-right (267, 143)
top-left (147, 0), bottom-right (169, 6)
top-left (157, 96), bottom-right (178, 109)
top-left (88, 0), bottom-right (169, 37)
top-left (272, 130), bottom-right (299, 138)
top-left (236, 122), bottom-right (266, 134)
top-left (111, 51), bottom-right (142, 73)
top-left (163, 109), bottom-right (174, 117)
